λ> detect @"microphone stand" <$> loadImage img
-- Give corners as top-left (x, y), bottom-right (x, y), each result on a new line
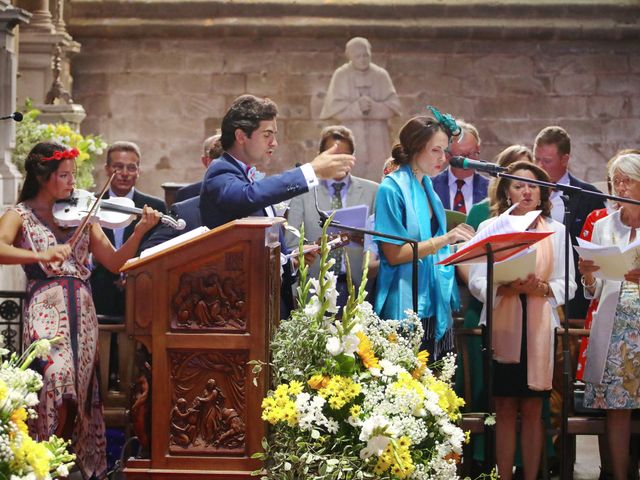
top-left (314, 188), bottom-right (420, 313)
top-left (486, 171), bottom-right (640, 479)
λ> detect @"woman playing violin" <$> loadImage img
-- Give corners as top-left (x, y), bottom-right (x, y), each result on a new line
top-left (0, 141), bottom-right (161, 479)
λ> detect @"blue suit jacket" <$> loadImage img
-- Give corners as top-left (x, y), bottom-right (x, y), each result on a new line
top-left (431, 169), bottom-right (489, 210)
top-left (175, 181), bottom-right (202, 203)
top-left (200, 152), bottom-right (309, 229)
top-left (199, 152), bottom-right (311, 318)
top-left (139, 196), bottom-right (201, 252)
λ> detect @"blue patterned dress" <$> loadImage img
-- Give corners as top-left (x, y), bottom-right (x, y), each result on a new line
top-left (15, 204), bottom-right (107, 479)
top-left (584, 280), bottom-right (640, 409)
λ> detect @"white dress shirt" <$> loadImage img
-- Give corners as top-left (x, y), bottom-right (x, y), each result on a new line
top-left (550, 171), bottom-right (570, 222)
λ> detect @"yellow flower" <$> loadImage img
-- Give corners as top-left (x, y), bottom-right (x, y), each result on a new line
top-left (387, 333), bottom-right (398, 343)
top-left (307, 374), bottom-right (329, 390)
top-left (10, 407), bottom-right (29, 437)
top-left (412, 350), bottom-right (429, 379)
top-left (0, 379), bottom-right (7, 401)
top-left (288, 380), bottom-right (304, 395)
top-left (318, 376), bottom-right (361, 410)
top-left (356, 331), bottom-right (380, 370)
top-left (349, 404), bottom-right (361, 417)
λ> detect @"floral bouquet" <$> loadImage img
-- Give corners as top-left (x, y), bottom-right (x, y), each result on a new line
top-left (0, 339), bottom-right (76, 480)
top-left (12, 101), bottom-right (108, 189)
top-left (252, 221), bottom-right (469, 479)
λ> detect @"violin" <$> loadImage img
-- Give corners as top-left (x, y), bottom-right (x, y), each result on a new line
top-left (53, 189), bottom-right (186, 231)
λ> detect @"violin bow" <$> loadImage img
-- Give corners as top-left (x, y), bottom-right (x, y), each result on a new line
top-left (67, 173), bottom-right (116, 249)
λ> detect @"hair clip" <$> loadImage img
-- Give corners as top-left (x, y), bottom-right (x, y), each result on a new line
top-left (426, 105), bottom-right (464, 142)
top-left (41, 147), bottom-right (80, 162)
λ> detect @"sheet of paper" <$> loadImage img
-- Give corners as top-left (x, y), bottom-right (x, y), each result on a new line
top-left (140, 226), bottom-right (210, 259)
top-left (574, 237), bottom-right (638, 281)
top-left (493, 249), bottom-right (537, 284)
top-left (458, 204), bottom-right (541, 252)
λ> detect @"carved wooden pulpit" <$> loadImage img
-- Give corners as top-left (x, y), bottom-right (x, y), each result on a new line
top-left (121, 218), bottom-right (283, 479)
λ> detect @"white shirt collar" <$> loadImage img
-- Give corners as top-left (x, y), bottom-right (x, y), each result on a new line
top-left (447, 168), bottom-right (472, 187)
top-left (108, 187), bottom-right (135, 200)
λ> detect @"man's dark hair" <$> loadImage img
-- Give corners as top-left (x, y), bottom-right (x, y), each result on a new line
top-left (534, 126), bottom-right (571, 156)
top-left (220, 95), bottom-right (278, 150)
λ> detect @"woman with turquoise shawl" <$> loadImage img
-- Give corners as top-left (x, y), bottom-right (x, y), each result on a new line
top-left (374, 115), bottom-right (474, 359)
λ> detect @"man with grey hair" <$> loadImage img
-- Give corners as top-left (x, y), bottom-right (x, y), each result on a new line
top-left (320, 36), bottom-right (401, 180)
top-left (432, 120), bottom-right (488, 213)
top-left (90, 141), bottom-right (167, 318)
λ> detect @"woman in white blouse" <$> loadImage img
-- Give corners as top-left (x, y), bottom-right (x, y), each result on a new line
top-left (468, 161), bottom-right (576, 480)
top-left (579, 152), bottom-right (640, 480)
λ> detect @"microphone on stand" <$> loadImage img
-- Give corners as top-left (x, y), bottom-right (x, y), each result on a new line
top-left (314, 187), bottom-right (330, 224)
top-left (449, 156), bottom-right (507, 175)
top-left (0, 112), bottom-right (23, 122)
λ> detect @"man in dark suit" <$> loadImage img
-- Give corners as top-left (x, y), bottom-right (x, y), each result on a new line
top-left (431, 120), bottom-right (488, 213)
top-left (534, 126), bottom-right (605, 319)
top-left (139, 196), bottom-right (200, 252)
top-left (175, 134), bottom-right (222, 203)
top-left (90, 141), bottom-right (167, 319)
top-left (200, 94), bottom-right (355, 317)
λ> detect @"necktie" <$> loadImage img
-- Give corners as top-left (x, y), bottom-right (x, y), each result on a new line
top-left (453, 179), bottom-right (467, 214)
top-left (329, 182), bottom-right (345, 273)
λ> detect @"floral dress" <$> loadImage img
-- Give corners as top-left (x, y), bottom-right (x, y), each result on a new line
top-left (14, 203), bottom-right (107, 479)
top-left (584, 279), bottom-right (640, 409)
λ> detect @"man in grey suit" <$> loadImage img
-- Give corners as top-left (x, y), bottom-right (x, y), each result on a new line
top-left (286, 126), bottom-right (378, 307)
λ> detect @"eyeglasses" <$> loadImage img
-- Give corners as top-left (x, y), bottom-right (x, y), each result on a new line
top-left (110, 163), bottom-right (139, 173)
top-left (612, 176), bottom-right (635, 188)
top-left (457, 151), bottom-right (481, 159)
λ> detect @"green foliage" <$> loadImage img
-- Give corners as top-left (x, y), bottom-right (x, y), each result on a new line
top-left (12, 100), bottom-right (107, 189)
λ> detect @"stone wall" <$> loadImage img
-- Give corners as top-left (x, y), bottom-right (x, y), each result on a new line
top-left (67, 1), bottom-right (640, 197)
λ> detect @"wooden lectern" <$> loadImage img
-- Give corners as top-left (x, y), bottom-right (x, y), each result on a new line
top-left (121, 218), bottom-right (283, 479)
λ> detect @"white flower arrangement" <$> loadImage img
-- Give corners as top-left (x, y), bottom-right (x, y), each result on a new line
top-left (0, 339), bottom-right (75, 480)
top-left (251, 220), bottom-right (490, 479)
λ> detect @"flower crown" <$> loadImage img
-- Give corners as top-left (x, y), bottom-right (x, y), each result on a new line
top-left (41, 147), bottom-right (80, 162)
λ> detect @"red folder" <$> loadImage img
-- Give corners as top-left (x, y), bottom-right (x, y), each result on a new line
top-left (437, 231), bottom-right (553, 266)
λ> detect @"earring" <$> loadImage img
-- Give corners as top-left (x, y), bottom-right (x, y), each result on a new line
top-left (507, 198), bottom-right (512, 206)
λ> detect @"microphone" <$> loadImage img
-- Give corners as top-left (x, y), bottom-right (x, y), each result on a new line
top-left (449, 156), bottom-right (507, 175)
top-left (0, 112), bottom-right (23, 122)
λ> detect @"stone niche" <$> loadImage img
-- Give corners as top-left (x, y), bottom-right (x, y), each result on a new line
top-left (66, 1), bottom-right (640, 196)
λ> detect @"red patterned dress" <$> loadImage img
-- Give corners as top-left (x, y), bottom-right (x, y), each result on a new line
top-left (575, 208), bottom-right (609, 381)
top-left (14, 203), bottom-right (107, 479)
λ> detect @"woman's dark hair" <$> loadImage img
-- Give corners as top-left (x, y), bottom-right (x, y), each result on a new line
top-left (318, 125), bottom-right (355, 154)
top-left (220, 94), bottom-right (278, 150)
top-left (491, 160), bottom-right (552, 218)
top-left (18, 141), bottom-right (68, 202)
top-left (390, 115), bottom-right (447, 165)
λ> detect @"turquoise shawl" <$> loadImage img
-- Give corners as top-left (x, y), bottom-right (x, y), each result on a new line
top-left (373, 164), bottom-right (459, 340)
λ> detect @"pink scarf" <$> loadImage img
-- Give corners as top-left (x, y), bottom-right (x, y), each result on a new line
top-left (492, 217), bottom-right (554, 391)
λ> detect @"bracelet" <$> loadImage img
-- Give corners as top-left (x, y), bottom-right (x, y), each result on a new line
top-left (580, 275), bottom-right (596, 288)
top-left (426, 238), bottom-right (436, 255)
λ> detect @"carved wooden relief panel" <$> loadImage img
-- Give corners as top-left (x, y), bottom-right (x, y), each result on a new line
top-left (168, 350), bottom-right (247, 455)
top-left (170, 249), bottom-right (248, 332)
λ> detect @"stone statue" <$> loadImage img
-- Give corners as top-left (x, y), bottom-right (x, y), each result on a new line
top-left (320, 37), bottom-right (402, 179)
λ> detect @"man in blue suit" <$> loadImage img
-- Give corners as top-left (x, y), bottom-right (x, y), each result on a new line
top-left (200, 94), bottom-right (355, 317)
top-left (431, 120), bottom-right (488, 213)
top-left (200, 95), bottom-right (355, 228)
top-left (139, 196), bottom-right (201, 252)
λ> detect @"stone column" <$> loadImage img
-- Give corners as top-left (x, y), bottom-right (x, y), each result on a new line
top-left (0, 2), bottom-right (30, 290)
top-left (16, 0), bottom-right (80, 106)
